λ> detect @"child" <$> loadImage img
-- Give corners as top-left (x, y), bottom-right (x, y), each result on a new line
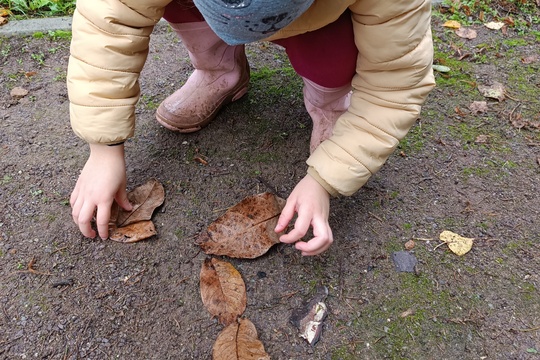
top-left (68, 0), bottom-right (435, 255)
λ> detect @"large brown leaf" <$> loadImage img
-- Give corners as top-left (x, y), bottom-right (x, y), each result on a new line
top-left (108, 178), bottom-right (164, 243)
top-left (200, 258), bottom-right (247, 326)
top-left (212, 318), bottom-right (270, 360)
top-left (117, 178), bottom-right (165, 226)
top-left (197, 192), bottom-right (286, 258)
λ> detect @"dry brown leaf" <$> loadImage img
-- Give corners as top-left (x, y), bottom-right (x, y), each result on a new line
top-left (212, 318), bottom-right (270, 360)
top-left (478, 82), bottom-right (505, 101)
top-left (475, 134), bottom-right (490, 144)
top-left (469, 101), bottom-right (488, 114)
top-left (197, 192), bottom-right (286, 259)
top-left (521, 55), bottom-right (539, 64)
top-left (200, 258), bottom-right (247, 326)
top-left (109, 220), bottom-right (157, 243)
top-left (10, 87), bottom-right (28, 99)
top-left (400, 308), bottom-right (415, 318)
top-left (455, 27), bottom-right (477, 39)
top-left (107, 178), bottom-right (164, 243)
top-left (116, 178), bottom-right (165, 226)
top-left (440, 230), bottom-right (474, 256)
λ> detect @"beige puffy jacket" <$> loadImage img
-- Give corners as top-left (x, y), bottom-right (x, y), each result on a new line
top-left (68, 0), bottom-right (435, 197)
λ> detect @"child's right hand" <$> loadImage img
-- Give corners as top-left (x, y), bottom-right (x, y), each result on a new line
top-left (70, 143), bottom-right (132, 239)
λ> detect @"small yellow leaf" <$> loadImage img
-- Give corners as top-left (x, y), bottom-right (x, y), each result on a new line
top-left (443, 20), bottom-right (461, 29)
top-left (440, 230), bottom-right (474, 256)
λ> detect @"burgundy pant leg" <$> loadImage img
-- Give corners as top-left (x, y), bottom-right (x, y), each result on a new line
top-left (272, 11), bottom-right (357, 88)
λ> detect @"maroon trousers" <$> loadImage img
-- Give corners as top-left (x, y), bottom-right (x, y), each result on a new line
top-left (163, 2), bottom-right (357, 88)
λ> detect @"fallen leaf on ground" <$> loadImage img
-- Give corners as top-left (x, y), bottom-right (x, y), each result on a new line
top-left (455, 27), bottom-right (477, 39)
top-left (290, 286), bottom-right (329, 346)
top-left (116, 178), bottom-right (165, 226)
top-left (443, 20), bottom-right (461, 29)
top-left (109, 221), bottom-right (157, 243)
top-left (484, 21), bottom-right (505, 30)
top-left (108, 178), bottom-right (164, 243)
top-left (469, 101), bottom-right (488, 114)
top-left (478, 82), bottom-right (505, 101)
top-left (440, 230), bottom-right (474, 256)
top-left (511, 117), bottom-right (540, 130)
top-left (521, 55), bottom-right (539, 64)
top-left (197, 192), bottom-right (286, 258)
top-left (404, 239), bottom-right (415, 250)
top-left (213, 318), bottom-right (270, 360)
top-left (10, 87), bottom-right (29, 99)
top-left (200, 258), bottom-right (247, 326)
top-left (400, 308), bottom-right (415, 318)
top-left (475, 134), bottom-right (490, 144)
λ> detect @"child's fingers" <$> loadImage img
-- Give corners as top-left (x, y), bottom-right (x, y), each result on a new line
top-left (275, 200), bottom-right (296, 233)
top-left (95, 202), bottom-right (112, 240)
top-left (279, 212), bottom-right (310, 244)
top-left (77, 202), bottom-right (97, 239)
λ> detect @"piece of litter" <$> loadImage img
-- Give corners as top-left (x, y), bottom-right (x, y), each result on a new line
top-left (290, 286), bottom-right (328, 346)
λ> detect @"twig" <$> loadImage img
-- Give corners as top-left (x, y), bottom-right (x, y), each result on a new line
top-left (123, 267), bottom-right (147, 286)
top-left (12, 256), bottom-right (52, 276)
top-left (51, 246), bottom-right (68, 255)
top-left (368, 212), bottom-right (383, 223)
top-left (512, 325), bottom-right (540, 332)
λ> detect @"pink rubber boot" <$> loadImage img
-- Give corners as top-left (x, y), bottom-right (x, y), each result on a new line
top-left (303, 77), bottom-right (352, 153)
top-left (156, 21), bottom-right (250, 133)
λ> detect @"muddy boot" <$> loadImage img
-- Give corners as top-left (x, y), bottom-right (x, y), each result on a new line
top-left (303, 77), bottom-right (352, 153)
top-left (156, 21), bottom-right (250, 133)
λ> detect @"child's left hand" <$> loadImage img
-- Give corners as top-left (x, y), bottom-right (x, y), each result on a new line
top-left (275, 174), bottom-right (333, 256)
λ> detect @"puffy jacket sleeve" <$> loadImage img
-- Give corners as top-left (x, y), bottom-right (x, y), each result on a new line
top-left (67, 0), bottom-right (169, 144)
top-left (306, 0), bottom-right (435, 196)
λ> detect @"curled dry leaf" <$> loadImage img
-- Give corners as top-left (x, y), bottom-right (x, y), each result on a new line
top-left (440, 230), bottom-right (474, 256)
top-left (212, 318), bottom-right (270, 360)
top-left (109, 220), bottom-right (157, 243)
top-left (117, 178), bottom-right (165, 226)
top-left (197, 192), bottom-right (286, 259)
top-left (108, 178), bottom-right (165, 243)
top-left (200, 258), bottom-right (247, 326)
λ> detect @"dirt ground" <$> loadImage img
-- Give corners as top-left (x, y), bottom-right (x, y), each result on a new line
top-left (1, 12), bottom-right (539, 360)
